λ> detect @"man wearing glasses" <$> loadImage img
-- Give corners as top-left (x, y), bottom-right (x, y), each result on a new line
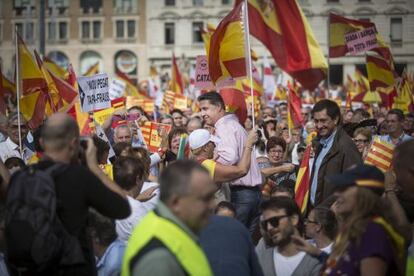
top-left (256, 197), bottom-right (321, 276)
top-left (0, 112), bottom-right (33, 164)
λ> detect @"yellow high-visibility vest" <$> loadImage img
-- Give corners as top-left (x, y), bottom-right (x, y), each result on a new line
top-left (121, 211), bottom-right (213, 276)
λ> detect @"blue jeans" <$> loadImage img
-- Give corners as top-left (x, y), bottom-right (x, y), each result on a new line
top-left (230, 186), bottom-right (262, 234)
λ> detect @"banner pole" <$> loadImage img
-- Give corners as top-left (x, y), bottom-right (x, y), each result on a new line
top-left (15, 27), bottom-right (23, 156)
top-left (243, 0), bottom-right (256, 128)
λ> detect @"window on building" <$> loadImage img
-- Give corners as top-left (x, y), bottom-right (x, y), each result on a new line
top-left (80, 0), bottom-right (102, 13)
top-left (165, 22), bottom-right (175, 45)
top-left (48, 21), bottom-right (68, 41)
top-left (47, 51), bottom-right (69, 69)
top-left (25, 22), bottom-right (34, 42)
top-left (222, 0), bottom-right (231, 4)
top-left (358, 0), bottom-right (370, 2)
top-left (127, 20), bottom-right (135, 38)
top-left (327, 0), bottom-right (339, 2)
top-left (48, 0), bottom-right (69, 14)
top-left (15, 23), bottom-right (23, 38)
top-left (114, 0), bottom-right (137, 12)
top-left (15, 22), bottom-right (35, 42)
top-left (390, 18), bottom-right (402, 43)
top-left (192, 22), bottom-right (203, 43)
top-left (116, 20), bottom-right (124, 38)
top-left (115, 20), bottom-right (136, 39)
top-left (59, 22), bottom-right (67, 39)
top-left (81, 21), bottom-right (90, 39)
top-left (193, 0), bottom-right (203, 6)
top-left (165, 0), bottom-right (175, 6)
top-left (358, 18), bottom-right (370, 22)
top-left (93, 21), bottom-right (101, 39)
top-left (14, 0), bottom-right (35, 16)
top-left (48, 22), bottom-right (56, 40)
top-left (0, 23), bottom-right (2, 43)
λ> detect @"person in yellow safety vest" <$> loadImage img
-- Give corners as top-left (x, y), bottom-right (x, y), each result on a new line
top-left (122, 160), bottom-right (217, 276)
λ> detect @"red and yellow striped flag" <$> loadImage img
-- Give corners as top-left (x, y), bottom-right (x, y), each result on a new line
top-left (238, 0), bottom-right (327, 90)
top-left (294, 145), bottom-right (312, 214)
top-left (393, 77), bottom-right (414, 113)
top-left (208, 2), bottom-right (246, 85)
top-left (365, 139), bottom-right (394, 172)
top-left (287, 81), bottom-right (304, 130)
top-left (219, 87), bottom-right (247, 124)
top-left (170, 54), bottom-right (184, 95)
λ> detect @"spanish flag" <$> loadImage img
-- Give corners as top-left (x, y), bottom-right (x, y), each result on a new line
top-left (117, 71), bottom-right (148, 99)
top-left (287, 81), bottom-right (304, 130)
top-left (0, 68), bottom-right (16, 97)
top-left (294, 145), bottom-right (312, 214)
top-left (43, 56), bottom-right (67, 79)
top-left (208, 2), bottom-right (247, 85)
top-left (366, 55), bottom-right (397, 108)
top-left (393, 77), bottom-right (414, 113)
top-left (329, 13), bottom-right (395, 69)
top-left (238, 0), bottom-right (327, 90)
top-left (170, 54), bottom-right (184, 94)
top-left (17, 34), bottom-right (47, 96)
top-left (220, 87), bottom-right (247, 124)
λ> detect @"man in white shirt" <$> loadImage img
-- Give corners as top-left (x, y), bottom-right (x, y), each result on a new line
top-left (256, 197), bottom-right (321, 276)
top-left (380, 109), bottom-right (412, 146)
top-left (113, 156), bottom-right (158, 242)
top-left (0, 112), bottom-right (33, 163)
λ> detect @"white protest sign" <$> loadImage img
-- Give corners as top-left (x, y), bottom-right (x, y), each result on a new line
top-left (78, 73), bottom-right (111, 113)
top-left (345, 26), bottom-right (378, 55)
top-left (195, 55), bottom-right (215, 90)
top-left (109, 78), bottom-right (126, 100)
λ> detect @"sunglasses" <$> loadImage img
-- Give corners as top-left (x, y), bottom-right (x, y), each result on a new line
top-left (261, 215), bottom-right (289, 229)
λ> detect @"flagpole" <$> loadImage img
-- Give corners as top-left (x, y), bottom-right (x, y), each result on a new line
top-left (15, 26), bottom-right (23, 156)
top-left (243, 0), bottom-right (256, 128)
top-left (327, 14), bottom-right (331, 90)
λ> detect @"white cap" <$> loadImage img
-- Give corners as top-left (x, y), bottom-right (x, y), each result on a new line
top-left (188, 129), bottom-right (220, 150)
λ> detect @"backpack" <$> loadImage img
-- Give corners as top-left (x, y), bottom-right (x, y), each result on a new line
top-left (5, 163), bottom-right (85, 274)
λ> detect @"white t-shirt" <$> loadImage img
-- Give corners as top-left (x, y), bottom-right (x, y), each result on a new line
top-left (273, 248), bottom-right (305, 276)
top-left (115, 196), bottom-right (148, 242)
top-left (308, 239), bottom-right (334, 254)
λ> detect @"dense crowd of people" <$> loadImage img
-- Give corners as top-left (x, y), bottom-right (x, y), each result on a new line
top-left (0, 90), bottom-right (413, 276)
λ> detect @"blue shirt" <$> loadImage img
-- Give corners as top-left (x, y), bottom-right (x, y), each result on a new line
top-left (379, 133), bottom-right (412, 146)
top-left (97, 239), bottom-right (126, 276)
top-left (310, 129), bottom-right (337, 204)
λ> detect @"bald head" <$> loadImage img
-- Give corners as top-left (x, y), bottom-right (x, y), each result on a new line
top-left (42, 113), bottom-right (79, 151)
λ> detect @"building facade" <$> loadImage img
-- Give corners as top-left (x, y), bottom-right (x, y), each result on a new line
top-left (0, 0), bottom-right (413, 87)
top-left (0, 0), bottom-right (147, 83)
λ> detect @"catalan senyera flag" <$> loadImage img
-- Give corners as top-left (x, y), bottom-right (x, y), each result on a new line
top-left (294, 145), bottom-right (312, 214)
top-left (208, 2), bottom-right (247, 85)
top-left (18, 34), bottom-right (47, 96)
top-left (365, 138), bottom-right (394, 172)
top-left (239, 0), bottom-right (327, 90)
top-left (352, 69), bottom-right (370, 102)
top-left (83, 61), bottom-right (100, 76)
top-left (170, 54), bottom-right (184, 95)
top-left (161, 90), bottom-right (176, 113)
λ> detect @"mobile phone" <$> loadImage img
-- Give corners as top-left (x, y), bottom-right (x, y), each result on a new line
top-left (127, 113), bottom-right (141, 122)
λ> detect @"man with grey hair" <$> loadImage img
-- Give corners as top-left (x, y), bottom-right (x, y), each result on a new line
top-left (6, 113), bottom-right (130, 275)
top-left (122, 160), bottom-right (216, 276)
top-left (0, 112), bottom-right (33, 163)
top-left (114, 124), bottom-right (132, 144)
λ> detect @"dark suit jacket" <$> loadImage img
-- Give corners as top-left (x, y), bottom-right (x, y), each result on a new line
top-left (311, 126), bottom-right (362, 206)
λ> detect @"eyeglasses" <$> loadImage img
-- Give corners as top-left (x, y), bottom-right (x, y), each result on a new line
top-left (304, 218), bottom-right (319, 225)
top-left (260, 215), bottom-right (289, 229)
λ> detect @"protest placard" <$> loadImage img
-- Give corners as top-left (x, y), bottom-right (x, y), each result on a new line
top-left (173, 95), bottom-right (188, 110)
top-left (195, 55), bottom-right (215, 90)
top-left (78, 73), bottom-right (111, 113)
top-left (93, 107), bottom-right (114, 126)
top-left (148, 122), bottom-right (172, 153)
top-left (109, 78), bottom-right (126, 100)
top-left (345, 26), bottom-right (378, 55)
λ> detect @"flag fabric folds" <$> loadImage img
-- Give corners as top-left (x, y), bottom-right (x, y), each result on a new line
top-left (170, 54), bottom-right (184, 94)
top-left (365, 139), bottom-right (394, 172)
top-left (208, 2), bottom-right (247, 85)
top-left (239, 0), bottom-right (327, 90)
top-left (294, 145), bottom-right (312, 214)
top-left (287, 81), bottom-right (304, 130)
top-left (84, 62), bottom-right (100, 76)
top-left (219, 87), bottom-right (247, 124)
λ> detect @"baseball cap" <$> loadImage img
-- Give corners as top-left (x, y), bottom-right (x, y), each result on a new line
top-left (188, 129), bottom-right (220, 150)
top-left (328, 164), bottom-right (385, 195)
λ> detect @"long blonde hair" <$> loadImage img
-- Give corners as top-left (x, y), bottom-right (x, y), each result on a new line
top-left (330, 188), bottom-right (390, 260)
